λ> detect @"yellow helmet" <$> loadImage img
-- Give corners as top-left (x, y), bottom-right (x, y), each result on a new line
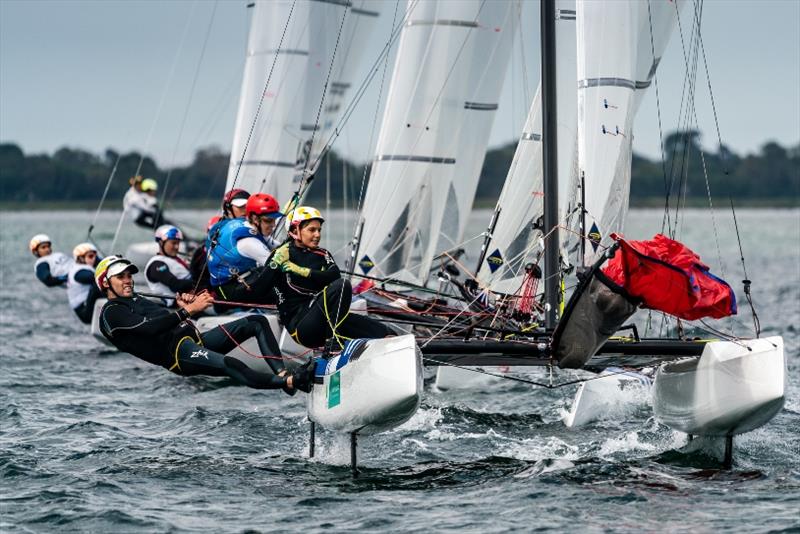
top-left (141, 178), bottom-right (158, 192)
top-left (285, 206), bottom-right (324, 234)
top-left (72, 242), bottom-right (98, 260)
top-left (95, 255), bottom-right (139, 290)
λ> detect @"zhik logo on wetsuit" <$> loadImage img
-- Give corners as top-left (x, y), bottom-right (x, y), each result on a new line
top-left (190, 349), bottom-right (209, 359)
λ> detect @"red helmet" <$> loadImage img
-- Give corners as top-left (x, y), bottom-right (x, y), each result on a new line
top-left (206, 215), bottom-right (222, 233)
top-left (222, 188), bottom-right (250, 216)
top-left (246, 193), bottom-right (282, 218)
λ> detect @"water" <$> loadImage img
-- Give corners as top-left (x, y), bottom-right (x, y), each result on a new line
top-left (1, 208), bottom-right (798, 532)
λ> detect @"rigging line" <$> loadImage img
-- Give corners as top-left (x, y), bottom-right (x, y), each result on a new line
top-left (228, 0), bottom-right (298, 193)
top-left (297, 4), bottom-right (350, 187)
top-left (110, 1), bottom-right (198, 253)
top-left (695, 8), bottom-right (729, 176)
top-left (647, 0), bottom-right (673, 237)
top-left (729, 197), bottom-right (761, 337)
top-left (157, 0), bottom-right (220, 232)
top-left (306, 0), bottom-right (420, 176)
top-left (87, 150), bottom-right (122, 252)
top-left (365, 0), bottom-right (493, 247)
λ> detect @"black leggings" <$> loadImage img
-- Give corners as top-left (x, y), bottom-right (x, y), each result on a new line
top-left (173, 315), bottom-right (287, 389)
top-left (290, 278), bottom-right (393, 349)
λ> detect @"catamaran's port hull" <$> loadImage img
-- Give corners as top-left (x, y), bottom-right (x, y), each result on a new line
top-left (652, 336), bottom-right (785, 436)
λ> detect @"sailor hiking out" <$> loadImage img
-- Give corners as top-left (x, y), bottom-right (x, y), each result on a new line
top-left (30, 234), bottom-right (73, 288)
top-left (206, 193), bottom-right (283, 307)
top-left (271, 207), bottom-right (394, 349)
top-left (96, 255), bottom-right (312, 394)
top-left (145, 225), bottom-right (194, 307)
top-left (67, 242), bottom-right (102, 324)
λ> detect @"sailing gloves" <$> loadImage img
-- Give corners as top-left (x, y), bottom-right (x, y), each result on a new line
top-left (269, 243), bottom-right (310, 277)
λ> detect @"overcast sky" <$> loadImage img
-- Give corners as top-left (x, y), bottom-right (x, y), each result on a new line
top-left (1, 0), bottom-right (798, 168)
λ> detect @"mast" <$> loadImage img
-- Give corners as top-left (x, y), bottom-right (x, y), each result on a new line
top-left (541, 0), bottom-right (559, 328)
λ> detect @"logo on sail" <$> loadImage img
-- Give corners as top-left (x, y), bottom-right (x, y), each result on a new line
top-left (588, 223), bottom-right (602, 252)
top-left (486, 249), bottom-right (504, 273)
top-left (358, 255), bottom-right (374, 275)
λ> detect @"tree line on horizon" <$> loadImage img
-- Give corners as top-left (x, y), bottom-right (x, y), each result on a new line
top-left (0, 131), bottom-right (797, 207)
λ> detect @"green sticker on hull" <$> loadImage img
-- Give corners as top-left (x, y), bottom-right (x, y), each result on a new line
top-left (327, 371), bottom-right (341, 408)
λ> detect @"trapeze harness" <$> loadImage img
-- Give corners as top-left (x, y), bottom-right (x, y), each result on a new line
top-left (99, 296), bottom-right (288, 390)
top-left (272, 242), bottom-right (392, 349)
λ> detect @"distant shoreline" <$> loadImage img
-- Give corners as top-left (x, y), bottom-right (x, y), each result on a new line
top-left (2, 197), bottom-right (797, 211)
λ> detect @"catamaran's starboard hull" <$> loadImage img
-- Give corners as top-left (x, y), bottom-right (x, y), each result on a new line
top-left (196, 312), bottom-right (282, 374)
top-left (308, 334), bottom-right (423, 435)
top-left (652, 336), bottom-right (785, 436)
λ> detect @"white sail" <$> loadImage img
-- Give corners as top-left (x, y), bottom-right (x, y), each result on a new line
top-left (357, 0), bottom-right (517, 283)
top-left (577, 0), bottom-right (681, 265)
top-left (309, 1), bottom-right (382, 172)
top-left (476, 0), bottom-right (578, 293)
top-left (225, 0), bottom-right (352, 204)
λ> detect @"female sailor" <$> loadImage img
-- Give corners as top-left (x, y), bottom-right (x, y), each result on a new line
top-left (145, 225), bottom-right (194, 306)
top-left (30, 234), bottom-right (72, 288)
top-left (67, 242), bottom-right (102, 324)
top-left (270, 207), bottom-right (394, 349)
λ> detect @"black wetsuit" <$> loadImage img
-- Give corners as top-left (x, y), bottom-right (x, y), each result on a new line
top-left (99, 295), bottom-right (288, 389)
top-left (271, 242), bottom-right (392, 348)
top-left (36, 262), bottom-right (67, 287)
top-left (134, 208), bottom-right (174, 230)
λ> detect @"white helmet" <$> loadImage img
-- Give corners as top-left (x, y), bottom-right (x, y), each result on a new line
top-left (285, 206), bottom-right (324, 234)
top-left (29, 234), bottom-right (51, 256)
top-left (72, 242), bottom-right (98, 261)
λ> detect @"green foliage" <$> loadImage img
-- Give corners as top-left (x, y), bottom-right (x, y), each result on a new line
top-left (0, 133), bottom-right (797, 208)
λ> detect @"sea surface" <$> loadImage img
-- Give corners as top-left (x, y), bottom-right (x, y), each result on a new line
top-left (1, 208), bottom-right (798, 532)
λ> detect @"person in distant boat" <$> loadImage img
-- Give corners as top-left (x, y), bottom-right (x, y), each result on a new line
top-left (30, 234), bottom-right (72, 288)
top-left (67, 243), bottom-right (102, 324)
top-left (145, 225), bottom-right (195, 307)
top-left (188, 215), bottom-right (222, 292)
top-left (123, 176), bottom-right (173, 229)
top-left (270, 207), bottom-right (394, 349)
top-left (221, 188), bottom-right (250, 220)
top-left (96, 255), bottom-right (312, 394)
top-left (206, 193), bottom-right (283, 306)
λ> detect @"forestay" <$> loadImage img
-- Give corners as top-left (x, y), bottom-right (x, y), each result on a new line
top-left (357, 0), bottom-right (517, 284)
top-left (476, 0), bottom-right (578, 293)
top-left (577, 0), bottom-right (681, 265)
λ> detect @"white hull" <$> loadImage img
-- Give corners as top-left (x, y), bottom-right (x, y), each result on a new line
top-left (308, 334), bottom-right (423, 435)
top-left (125, 242), bottom-right (159, 270)
top-left (196, 312), bottom-right (282, 374)
top-left (564, 367), bottom-right (652, 428)
top-left (434, 365), bottom-right (506, 391)
top-left (652, 336), bottom-right (785, 436)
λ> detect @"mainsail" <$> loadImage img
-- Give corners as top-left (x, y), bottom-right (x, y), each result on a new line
top-left (577, 0), bottom-right (681, 265)
top-left (357, 0), bottom-right (517, 284)
top-left (475, 0), bottom-right (578, 293)
top-left (225, 0), bottom-right (372, 203)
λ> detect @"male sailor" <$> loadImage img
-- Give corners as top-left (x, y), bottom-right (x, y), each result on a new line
top-left (270, 207), bottom-right (394, 349)
top-left (221, 188), bottom-right (250, 220)
top-left (206, 193), bottom-right (283, 306)
top-left (30, 234), bottom-right (72, 288)
top-left (67, 243), bottom-right (102, 324)
top-left (123, 176), bottom-right (172, 229)
top-left (96, 255), bottom-right (312, 393)
top-left (145, 225), bottom-right (195, 306)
